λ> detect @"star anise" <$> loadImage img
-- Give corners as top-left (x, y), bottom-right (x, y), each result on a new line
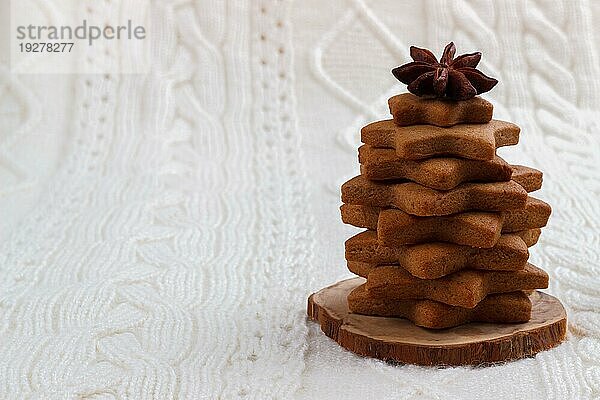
top-left (392, 42), bottom-right (498, 101)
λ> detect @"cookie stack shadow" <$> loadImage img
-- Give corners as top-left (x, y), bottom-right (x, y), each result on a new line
top-left (340, 93), bottom-right (552, 329)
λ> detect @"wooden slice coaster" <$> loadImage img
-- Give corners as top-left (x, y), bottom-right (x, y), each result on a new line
top-left (307, 278), bottom-right (567, 366)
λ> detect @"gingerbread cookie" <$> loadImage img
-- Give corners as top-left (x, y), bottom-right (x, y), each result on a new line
top-left (515, 228), bottom-right (542, 246)
top-left (361, 119), bottom-right (520, 160)
top-left (358, 145), bottom-right (513, 189)
top-left (345, 230), bottom-right (536, 279)
top-left (363, 263), bottom-right (547, 308)
top-left (340, 197), bottom-right (551, 247)
top-left (503, 197), bottom-right (552, 232)
top-left (511, 165), bottom-right (543, 192)
top-left (341, 175), bottom-right (528, 216)
top-left (377, 209), bottom-right (503, 248)
top-left (348, 288), bottom-right (531, 329)
top-left (388, 93), bottom-right (493, 127)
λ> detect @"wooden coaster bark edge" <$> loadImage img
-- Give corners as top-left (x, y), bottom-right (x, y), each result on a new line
top-left (307, 278), bottom-right (566, 366)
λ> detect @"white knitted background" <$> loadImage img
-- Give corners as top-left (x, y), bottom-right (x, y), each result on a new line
top-left (1, 0), bottom-right (599, 399)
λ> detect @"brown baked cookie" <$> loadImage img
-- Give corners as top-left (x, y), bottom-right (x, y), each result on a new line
top-left (502, 197), bottom-right (552, 233)
top-left (340, 203), bottom-right (382, 231)
top-left (347, 261), bottom-right (385, 278)
top-left (515, 228), bottom-right (542, 246)
top-left (345, 230), bottom-right (535, 279)
top-left (377, 209), bottom-right (503, 248)
top-left (340, 197), bottom-right (551, 247)
top-left (340, 205), bottom-right (504, 248)
top-left (358, 145), bottom-right (513, 189)
top-left (361, 119), bottom-right (520, 160)
top-left (510, 165), bottom-right (543, 192)
top-left (388, 93), bottom-right (493, 127)
top-left (341, 175), bottom-right (528, 216)
top-left (348, 259), bottom-right (526, 281)
top-left (362, 263), bottom-right (548, 308)
top-left (348, 288), bottom-right (531, 329)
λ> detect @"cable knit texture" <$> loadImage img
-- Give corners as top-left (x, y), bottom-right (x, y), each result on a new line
top-left (0, 0), bottom-right (599, 399)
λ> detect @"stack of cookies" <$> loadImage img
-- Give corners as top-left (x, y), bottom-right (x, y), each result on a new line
top-left (340, 93), bottom-right (552, 329)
